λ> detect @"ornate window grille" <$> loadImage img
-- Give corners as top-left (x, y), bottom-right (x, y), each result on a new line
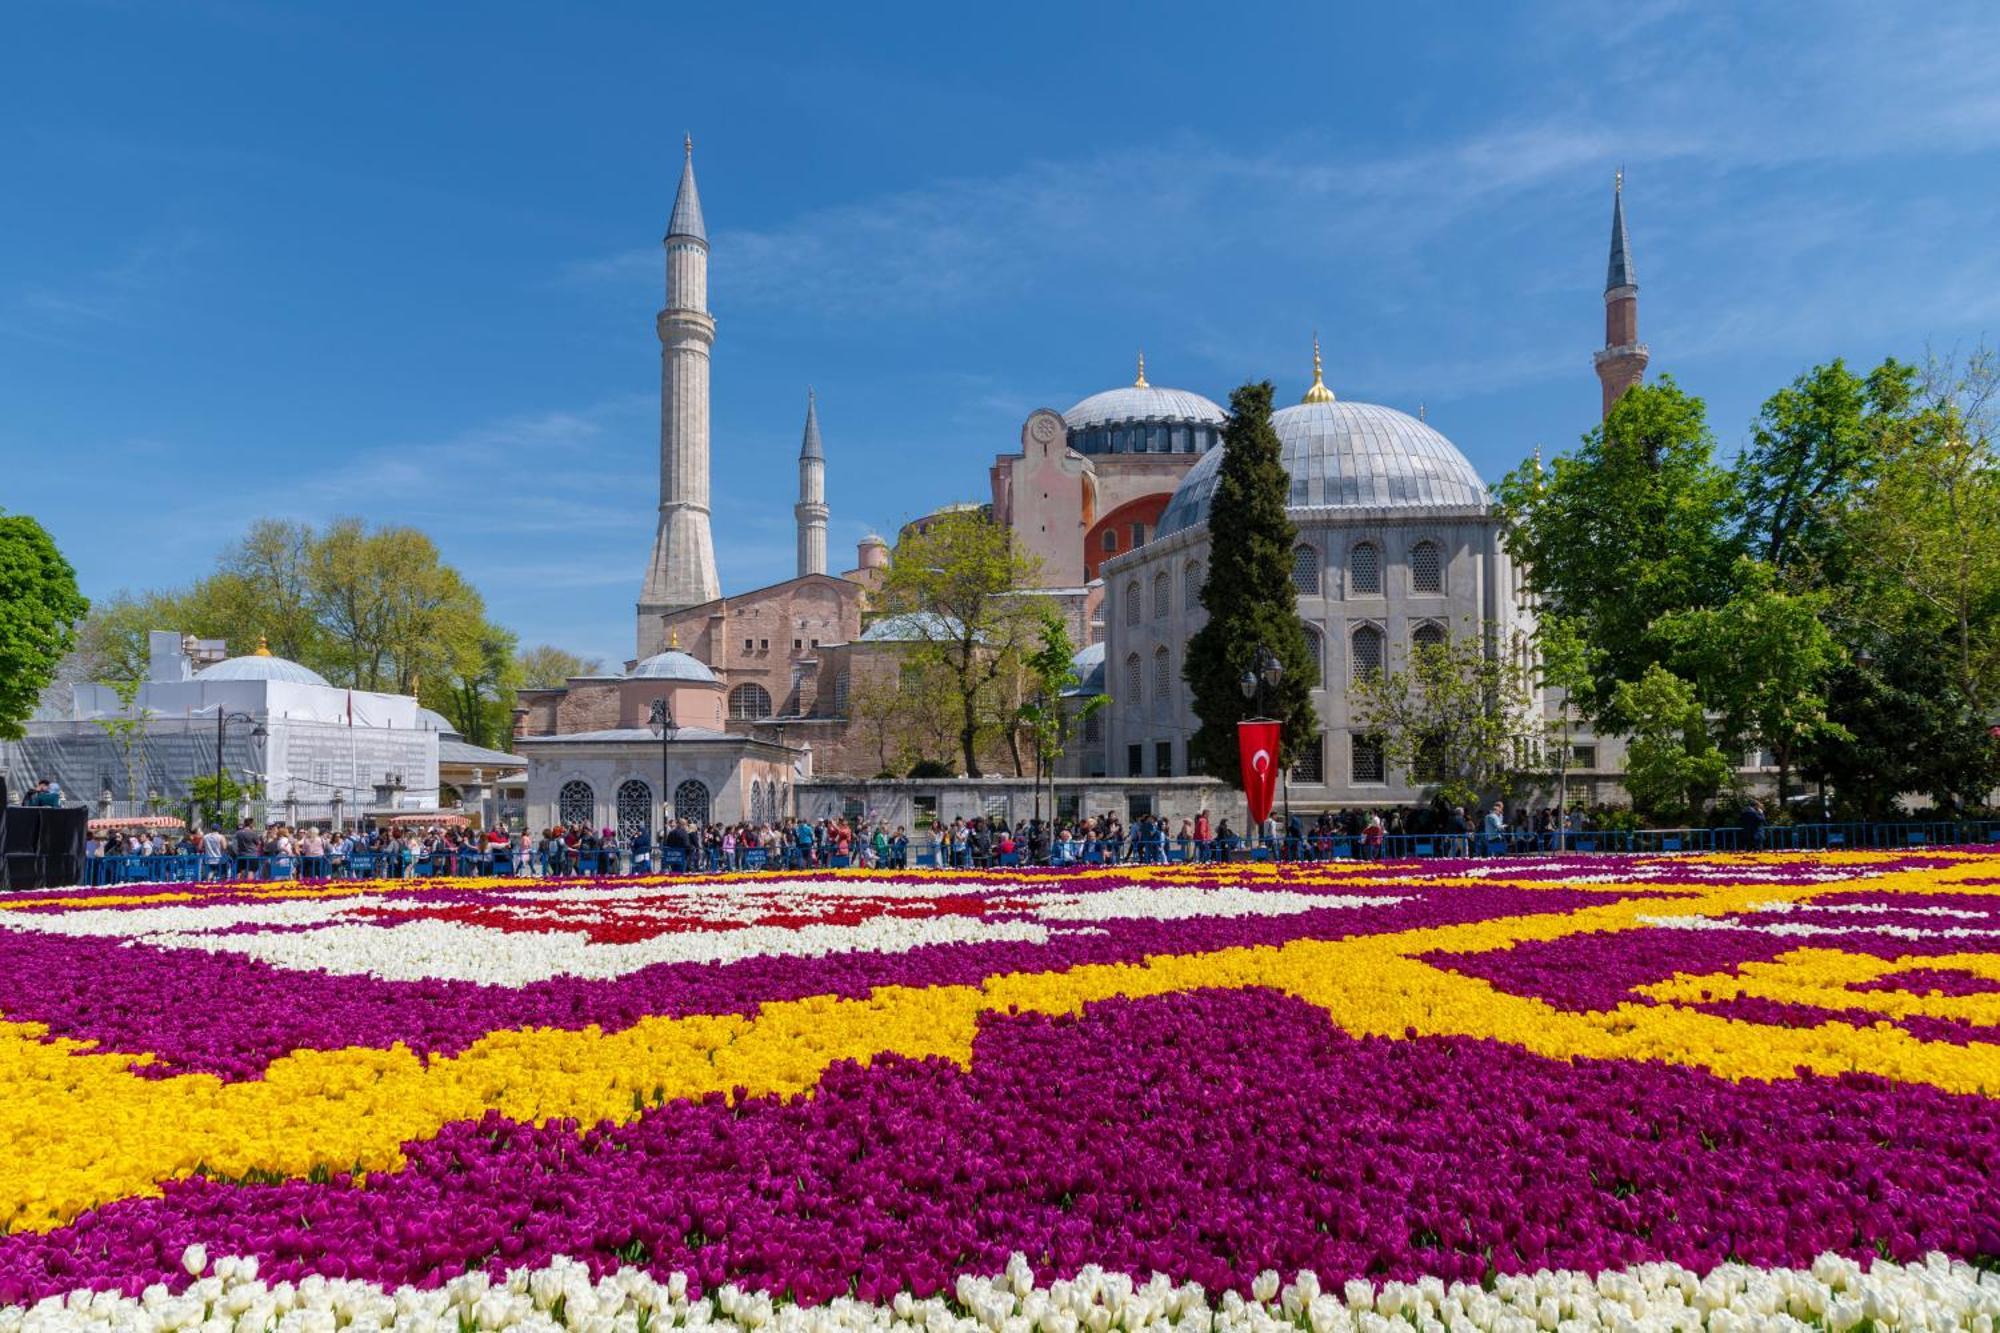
top-left (557, 779), bottom-right (594, 827)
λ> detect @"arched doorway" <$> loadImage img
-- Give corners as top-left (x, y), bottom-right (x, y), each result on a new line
top-left (674, 779), bottom-right (711, 827)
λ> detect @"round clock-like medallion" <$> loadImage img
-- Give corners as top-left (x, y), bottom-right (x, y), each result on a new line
top-left (1030, 413), bottom-right (1059, 444)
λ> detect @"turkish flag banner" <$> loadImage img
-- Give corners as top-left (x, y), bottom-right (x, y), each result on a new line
top-left (1237, 720), bottom-right (1282, 825)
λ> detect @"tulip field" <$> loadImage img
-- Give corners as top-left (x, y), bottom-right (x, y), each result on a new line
top-left (5, 851), bottom-right (2000, 1331)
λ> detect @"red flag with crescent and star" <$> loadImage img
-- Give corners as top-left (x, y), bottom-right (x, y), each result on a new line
top-left (1237, 720), bottom-right (1282, 825)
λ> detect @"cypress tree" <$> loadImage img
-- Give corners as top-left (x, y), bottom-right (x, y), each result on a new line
top-left (1184, 380), bottom-right (1321, 784)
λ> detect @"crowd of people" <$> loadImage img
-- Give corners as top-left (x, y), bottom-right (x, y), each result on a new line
top-left (78, 794), bottom-right (1745, 885)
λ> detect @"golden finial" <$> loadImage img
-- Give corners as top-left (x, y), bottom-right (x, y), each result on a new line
top-left (684, 133), bottom-right (693, 157)
top-left (1533, 444), bottom-right (1543, 472)
top-left (1615, 166), bottom-right (1623, 194)
top-left (254, 635), bottom-right (272, 657)
top-left (1134, 350), bottom-right (1148, 389)
top-left (1418, 401), bottom-right (1427, 422)
top-left (669, 628), bottom-right (680, 650)
top-left (1302, 332), bottom-right (1335, 404)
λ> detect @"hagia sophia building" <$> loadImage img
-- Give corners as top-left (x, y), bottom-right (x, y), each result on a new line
top-left (510, 144), bottom-right (1658, 834)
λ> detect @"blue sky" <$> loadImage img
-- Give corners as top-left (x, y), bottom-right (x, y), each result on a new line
top-left (5, 2), bottom-right (1998, 666)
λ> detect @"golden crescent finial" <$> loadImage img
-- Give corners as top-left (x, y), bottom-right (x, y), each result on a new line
top-left (254, 635), bottom-right (272, 657)
top-left (1302, 331), bottom-right (1335, 404)
top-left (669, 627), bottom-right (680, 650)
top-left (1134, 350), bottom-right (1148, 388)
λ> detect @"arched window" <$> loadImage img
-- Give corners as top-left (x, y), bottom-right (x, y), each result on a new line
top-left (557, 779), bottom-right (594, 828)
top-left (1184, 561), bottom-right (1203, 613)
top-left (1084, 710), bottom-right (1104, 743)
top-left (1351, 734), bottom-right (1385, 784)
top-left (1413, 621), bottom-right (1447, 653)
top-left (1351, 624), bottom-right (1385, 682)
top-left (830, 672), bottom-right (851, 716)
top-left (1410, 540), bottom-right (1443, 595)
top-left (729, 682), bottom-right (773, 719)
top-left (1125, 652), bottom-right (1143, 702)
top-left (1350, 542), bottom-right (1381, 596)
top-left (749, 779), bottom-right (764, 824)
top-left (1292, 544), bottom-right (1321, 594)
top-left (1101, 530), bottom-right (1117, 553)
top-left (1124, 581), bottom-right (1141, 625)
top-left (1303, 626), bottom-right (1324, 686)
top-left (674, 779), bottom-right (711, 826)
top-left (616, 779), bottom-right (652, 842)
top-left (1153, 645), bottom-right (1171, 700)
top-left (1152, 572), bottom-right (1170, 619)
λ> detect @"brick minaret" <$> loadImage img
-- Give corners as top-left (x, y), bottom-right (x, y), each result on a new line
top-left (637, 136), bottom-right (723, 654)
top-left (1592, 172), bottom-right (1649, 419)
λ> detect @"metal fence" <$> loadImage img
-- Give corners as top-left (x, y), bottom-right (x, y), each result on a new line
top-left (69, 818), bottom-right (2000, 886)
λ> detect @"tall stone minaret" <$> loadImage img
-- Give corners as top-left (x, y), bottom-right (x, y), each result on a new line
top-left (795, 389), bottom-right (828, 578)
top-left (1593, 171), bottom-right (1650, 420)
top-left (637, 135), bottom-right (723, 653)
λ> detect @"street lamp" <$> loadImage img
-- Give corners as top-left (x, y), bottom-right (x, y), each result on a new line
top-left (1237, 645), bottom-right (1283, 719)
top-left (648, 697), bottom-right (678, 842)
top-left (209, 709), bottom-right (267, 831)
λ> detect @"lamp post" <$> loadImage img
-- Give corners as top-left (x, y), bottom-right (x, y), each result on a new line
top-left (1238, 645), bottom-right (1287, 853)
top-left (648, 697), bottom-right (678, 841)
top-left (208, 709), bottom-right (266, 831)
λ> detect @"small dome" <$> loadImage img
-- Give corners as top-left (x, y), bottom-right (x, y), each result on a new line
top-left (1062, 384), bottom-right (1226, 432)
top-left (198, 654), bottom-right (331, 687)
top-left (1156, 400), bottom-right (1490, 538)
top-left (858, 611), bottom-right (971, 643)
top-left (417, 707), bottom-right (462, 737)
top-left (626, 650), bottom-right (719, 683)
top-left (1066, 641), bottom-right (1106, 697)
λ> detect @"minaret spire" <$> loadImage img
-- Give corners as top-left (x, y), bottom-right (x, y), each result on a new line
top-left (795, 388), bottom-right (829, 578)
top-left (1134, 350), bottom-right (1148, 388)
top-left (638, 136), bottom-right (722, 652)
top-left (1592, 170), bottom-right (1650, 420)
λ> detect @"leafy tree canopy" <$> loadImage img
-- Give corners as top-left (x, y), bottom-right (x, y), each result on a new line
top-left (0, 510), bottom-right (89, 739)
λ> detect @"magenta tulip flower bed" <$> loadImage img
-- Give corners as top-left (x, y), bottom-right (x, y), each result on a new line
top-left (4, 851), bottom-right (2000, 1330)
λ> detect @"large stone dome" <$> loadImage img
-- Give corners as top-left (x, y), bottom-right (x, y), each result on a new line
top-left (1155, 400), bottom-right (1490, 539)
top-left (1061, 384), bottom-right (1226, 432)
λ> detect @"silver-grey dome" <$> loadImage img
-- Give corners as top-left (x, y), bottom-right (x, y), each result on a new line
top-left (626, 650), bottom-right (719, 683)
top-left (198, 654), bottom-right (331, 687)
top-left (1155, 401), bottom-right (1490, 538)
top-left (1062, 385), bottom-right (1226, 431)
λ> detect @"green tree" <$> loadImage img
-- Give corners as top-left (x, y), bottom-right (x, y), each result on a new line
top-left (431, 624), bottom-right (520, 749)
top-left (1842, 347), bottom-right (2000, 731)
top-left (516, 644), bottom-right (606, 688)
top-left (1654, 559), bottom-right (1848, 806)
top-left (92, 676), bottom-right (152, 811)
top-left (1495, 378), bottom-right (1741, 721)
top-left (188, 772), bottom-right (259, 832)
top-left (1535, 613), bottom-right (1600, 841)
top-left (1348, 625), bottom-right (1536, 810)
top-left (218, 519), bottom-right (324, 664)
top-left (0, 511), bottom-right (90, 739)
top-left (1183, 381), bottom-right (1320, 783)
top-left (1016, 611), bottom-right (1102, 788)
top-left (1612, 665), bottom-right (1732, 824)
top-left (1733, 358), bottom-right (1915, 583)
top-left (877, 510), bottom-right (1047, 777)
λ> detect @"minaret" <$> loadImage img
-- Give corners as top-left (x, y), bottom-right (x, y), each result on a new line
top-left (637, 135), bottom-right (723, 654)
top-left (795, 389), bottom-right (828, 578)
top-left (1593, 171), bottom-right (1650, 419)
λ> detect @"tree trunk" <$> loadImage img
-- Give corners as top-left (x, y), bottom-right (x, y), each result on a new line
top-left (960, 687), bottom-right (982, 778)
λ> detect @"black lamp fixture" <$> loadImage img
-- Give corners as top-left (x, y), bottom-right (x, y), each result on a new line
top-left (1237, 645), bottom-right (1284, 719)
top-left (648, 697), bottom-right (678, 834)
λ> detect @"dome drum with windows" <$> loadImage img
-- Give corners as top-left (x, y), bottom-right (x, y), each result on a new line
top-left (1062, 355), bottom-right (1227, 457)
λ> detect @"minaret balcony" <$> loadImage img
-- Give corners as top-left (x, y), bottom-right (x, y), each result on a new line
top-left (1593, 342), bottom-right (1650, 367)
